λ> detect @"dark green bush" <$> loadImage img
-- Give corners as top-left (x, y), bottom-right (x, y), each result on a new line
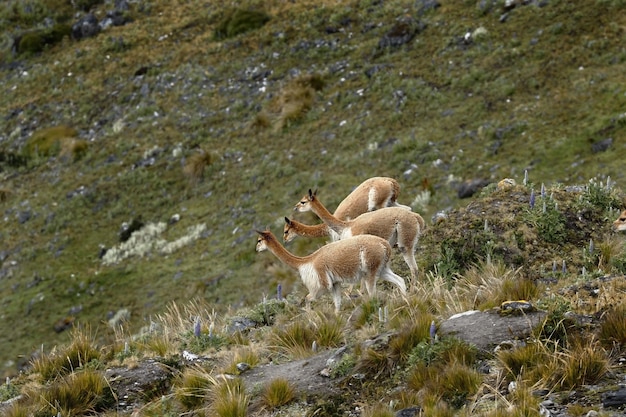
top-left (213, 8), bottom-right (271, 40)
top-left (22, 125), bottom-right (78, 158)
top-left (73, 0), bottom-right (104, 12)
top-left (16, 23), bottom-right (71, 55)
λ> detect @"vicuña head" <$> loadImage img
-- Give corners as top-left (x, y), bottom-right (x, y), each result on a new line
top-left (291, 189), bottom-right (425, 281)
top-left (255, 228), bottom-right (406, 314)
top-left (613, 209), bottom-right (626, 231)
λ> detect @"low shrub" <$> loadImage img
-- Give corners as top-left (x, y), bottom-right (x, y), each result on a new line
top-left (22, 125), bottom-right (79, 158)
top-left (213, 8), bottom-right (271, 40)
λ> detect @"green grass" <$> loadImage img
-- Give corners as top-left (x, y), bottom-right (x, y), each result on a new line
top-left (0, 0), bottom-right (625, 390)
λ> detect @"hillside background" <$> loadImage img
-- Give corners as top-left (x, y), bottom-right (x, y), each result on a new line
top-left (0, 0), bottom-right (625, 382)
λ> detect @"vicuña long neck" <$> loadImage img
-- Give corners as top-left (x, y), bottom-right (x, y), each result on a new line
top-left (292, 220), bottom-right (330, 238)
top-left (264, 232), bottom-right (310, 269)
top-left (310, 198), bottom-right (348, 231)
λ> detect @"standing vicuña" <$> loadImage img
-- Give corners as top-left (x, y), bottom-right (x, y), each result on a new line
top-left (613, 209), bottom-right (626, 231)
top-left (333, 177), bottom-right (411, 220)
top-left (287, 177), bottom-right (412, 243)
top-left (255, 228), bottom-right (406, 313)
top-left (289, 189), bottom-right (425, 281)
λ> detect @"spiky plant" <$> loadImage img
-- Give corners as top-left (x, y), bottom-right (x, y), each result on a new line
top-left (210, 378), bottom-right (249, 417)
top-left (505, 381), bottom-right (541, 417)
top-left (174, 366), bottom-right (214, 410)
top-left (352, 297), bottom-right (383, 329)
top-left (273, 73), bottom-right (324, 130)
top-left (496, 342), bottom-right (548, 381)
top-left (183, 149), bottom-right (213, 183)
top-left (2, 403), bottom-right (29, 417)
top-left (357, 346), bottom-right (392, 378)
top-left (596, 235), bottom-right (626, 272)
top-left (310, 310), bottom-right (345, 348)
top-left (260, 377), bottom-right (296, 410)
top-left (223, 347), bottom-right (261, 375)
top-left (598, 303), bottom-right (626, 349)
top-left (269, 319), bottom-right (315, 359)
top-left (438, 362), bottom-right (483, 409)
top-left (557, 339), bottom-right (609, 389)
top-left (31, 327), bottom-right (101, 382)
top-left (388, 320), bottom-right (431, 367)
top-left (459, 261), bottom-right (532, 310)
top-left (22, 125), bottom-right (78, 158)
top-left (406, 361), bottom-right (439, 392)
top-left (35, 369), bottom-right (112, 416)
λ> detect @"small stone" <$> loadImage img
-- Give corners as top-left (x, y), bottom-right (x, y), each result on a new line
top-left (236, 362), bottom-right (250, 372)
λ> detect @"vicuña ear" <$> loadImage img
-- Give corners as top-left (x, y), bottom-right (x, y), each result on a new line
top-left (284, 217), bottom-right (292, 225)
top-left (308, 188), bottom-right (318, 198)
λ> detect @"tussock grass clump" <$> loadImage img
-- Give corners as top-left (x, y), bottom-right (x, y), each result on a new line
top-left (498, 337), bottom-right (609, 391)
top-left (0, 188), bottom-right (11, 203)
top-left (599, 303), bottom-right (626, 349)
top-left (557, 340), bottom-right (609, 389)
top-left (183, 149), bottom-right (213, 183)
top-left (462, 261), bottom-right (537, 310)
top-left (357, 346), bottom-right (390, 378)
top-left (273, 73), bottom-right (325, 130)
top-left (2, 402), bottom-right (30, 417)
top-left (31, 328), bottom-right (101, 382)
top-left (496, 341), bottom-right (548, 382)
top-left (596, 235), bottom-right (626, 272)
top-left (407, 361), bottom-right (482, 409)
top-left (388, 321), bottom-right (431, 366)
top-left (174, 366), bottom-right (214, 410)
top-left (269, 319), bottom-right (315, 359)
top-left (353, 297), bottom-right (383, 328)
top-left (15, 22), bottom-right (71, 55)
top-left (408, 337), bottom-right (478, 369)
top-left (35, 369), bottom-right (112, 416)
top-left (260, 377), bottom-right (296, 410)
top-left (22, 125), bottom-right (79, 159)
top-left (310, 310), bottom-right (345, 347)
top-left (223, 347), bottom-right (261, 375)
top-left (210, 378), bottom-right (249, 417)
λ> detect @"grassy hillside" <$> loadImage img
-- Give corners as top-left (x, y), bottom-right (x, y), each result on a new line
top-left (0, 0), bottom-right (625, 384)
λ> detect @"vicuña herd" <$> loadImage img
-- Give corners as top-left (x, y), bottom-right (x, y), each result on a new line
top-left (255, 177), bottom-right (424, 314)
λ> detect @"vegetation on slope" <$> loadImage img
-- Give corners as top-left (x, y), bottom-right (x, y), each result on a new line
top-left (0, 0), bottom-right (625, 404)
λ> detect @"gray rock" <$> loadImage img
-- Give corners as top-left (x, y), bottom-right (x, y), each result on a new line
top-left (439, 309), bottom-right (548, 351)
top-left (72, 14), bottom-right (101, 40)
top-left (105, 359), bottom-right (173, 413)
top-left (591, 137), bottom-right (613, 153)
top-left (602, 386), bottom-right (626, 408)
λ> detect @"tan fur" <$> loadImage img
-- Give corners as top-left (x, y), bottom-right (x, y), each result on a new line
top-left (334, 177), bottom-right (410, 220)
top-left (613, 209), bottom-right (626, 231)
top-left (292, 190), bottom-right (425, 281)
top-left (286, 177), bottom-right (411, 240)
top-left (256, 229), bottom-right (406, 313)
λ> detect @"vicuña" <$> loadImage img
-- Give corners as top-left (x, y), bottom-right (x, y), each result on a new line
top-left (613, 209), bottom-right (626, 231)
top-left (288, 189), bottom-right (424, 281)
top-left (255, 228), bottom-right (406, 313)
